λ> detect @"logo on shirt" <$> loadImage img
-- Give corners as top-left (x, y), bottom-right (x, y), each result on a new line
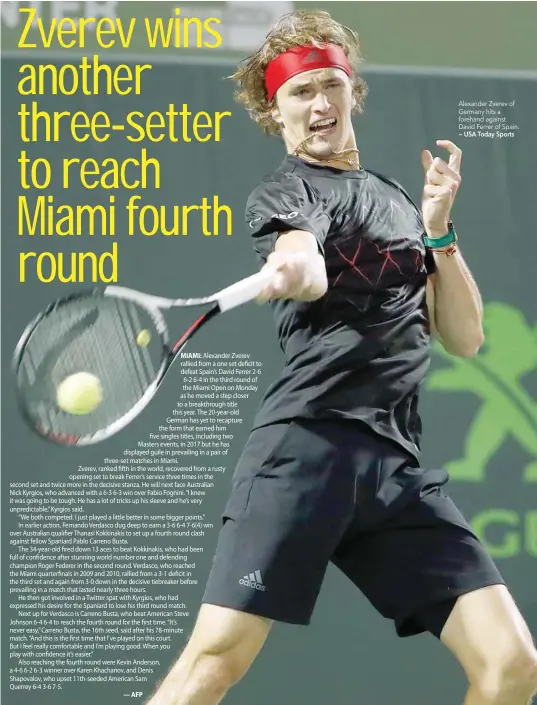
top-left (272, 211), bottom-right (299, 220)
top-left (248, 212), bottom-right (300, 228)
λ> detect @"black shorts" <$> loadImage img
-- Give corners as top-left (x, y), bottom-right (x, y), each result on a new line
top-left (202, 419), bottom-right (504, 638)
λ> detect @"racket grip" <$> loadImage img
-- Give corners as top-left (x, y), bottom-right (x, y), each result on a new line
top-left (216, 267), bottom-right (278, 312)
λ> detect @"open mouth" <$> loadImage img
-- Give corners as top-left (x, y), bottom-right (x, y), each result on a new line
top-left (309, 118), bottom-right (337, 135)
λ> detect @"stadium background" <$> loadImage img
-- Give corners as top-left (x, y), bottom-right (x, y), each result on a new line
top-left (2, 2), bottom-right (536, 704)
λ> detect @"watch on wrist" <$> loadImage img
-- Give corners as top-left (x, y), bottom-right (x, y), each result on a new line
top-left (422, 221), bottom-right (458, 249)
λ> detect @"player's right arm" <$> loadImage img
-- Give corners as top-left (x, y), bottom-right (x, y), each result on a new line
top-left (246, 174), bottom-right (330, 303)
top-left (258, 230), bottom-right (328, 302)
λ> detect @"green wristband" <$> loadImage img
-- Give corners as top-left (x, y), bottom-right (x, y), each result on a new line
top-left (423, 221), bottom-right (458, 249)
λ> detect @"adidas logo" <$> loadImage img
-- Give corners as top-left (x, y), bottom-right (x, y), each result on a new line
top-left (305, 49), bottom-right (322, 63)
top-left (239, 570), bottom-right (266, 591)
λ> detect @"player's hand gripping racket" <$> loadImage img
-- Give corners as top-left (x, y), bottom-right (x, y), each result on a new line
top-left (13, 269), bottom-right (277, 446)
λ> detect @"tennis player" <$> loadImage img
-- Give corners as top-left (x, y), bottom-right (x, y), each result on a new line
top-left (147, 10), bottom-right (537, 705)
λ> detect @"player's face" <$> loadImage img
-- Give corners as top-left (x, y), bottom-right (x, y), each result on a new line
top-left (273, 67), bottom-right (355, 159)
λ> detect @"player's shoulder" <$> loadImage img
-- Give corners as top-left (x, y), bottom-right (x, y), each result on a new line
top-left (246, 159), bottom-right (311, 206)
top-left (366, 168), bottom-right (420, 211)
top-left (366, 168), bottom-right (409, 196)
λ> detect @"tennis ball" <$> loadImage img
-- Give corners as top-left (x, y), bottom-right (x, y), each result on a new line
top-left (56, 372), bottom-right (103, 415)
top-left (137, 329), bottom-right (151, 347)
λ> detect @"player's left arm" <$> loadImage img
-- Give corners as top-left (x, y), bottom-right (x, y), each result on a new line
top-left (422, 140), bottom-right (484, 358)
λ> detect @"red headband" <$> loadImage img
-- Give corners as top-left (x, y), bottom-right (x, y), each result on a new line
top-left (264, 44), bottom-right (351, 101)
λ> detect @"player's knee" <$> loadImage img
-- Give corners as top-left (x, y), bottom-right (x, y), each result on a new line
top-left (187, 649), bottom-right (242, 696)
top-left (500, 642), bottom-right (537, 691)
top-left (513, 647), bottom-right (537, 696)
top-left (474, 644), bottom-right (537, 700)
top-left (185, 605), bottom-right (271, 690)
top-left (186, 638), bottom-right (260, 693)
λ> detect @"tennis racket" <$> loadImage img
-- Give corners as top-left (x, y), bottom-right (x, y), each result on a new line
top-left (13, 268), bottom-right (277, 447)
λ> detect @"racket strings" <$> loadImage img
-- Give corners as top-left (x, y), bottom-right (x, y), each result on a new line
top-left (17, 297), bottom-right (163, 439)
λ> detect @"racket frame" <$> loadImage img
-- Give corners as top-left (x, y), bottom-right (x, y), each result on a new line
top-left (13, 288), bottom-right (218, 446)
top-left (13, 268), bottom-right (275, 446)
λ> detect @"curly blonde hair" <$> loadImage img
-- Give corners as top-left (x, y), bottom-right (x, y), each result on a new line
top-left (229, 10), bottom-right (368, 136)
